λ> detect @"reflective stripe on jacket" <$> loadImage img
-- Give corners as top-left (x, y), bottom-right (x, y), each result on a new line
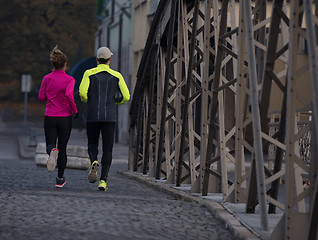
top-left (79, 64), bottom-right (130, 122)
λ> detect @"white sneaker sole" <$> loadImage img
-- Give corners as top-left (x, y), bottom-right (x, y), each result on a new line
top-left (47, 149), bottom-right (58, 172)
top-left (55, 181), bottom-right (66, 188)
top-left (98, 185), bottom-right (107, 191)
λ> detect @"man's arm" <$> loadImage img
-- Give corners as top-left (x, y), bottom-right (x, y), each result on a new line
top-left (79, 70), bottom-right (90, 103)
top-left (116, 73), bottom-right (130, 105)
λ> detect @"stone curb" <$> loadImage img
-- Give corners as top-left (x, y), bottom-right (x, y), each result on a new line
top-left (118, 171), bottom-right (261, 240)
top-left (35, 143), bottom-right (90, 170)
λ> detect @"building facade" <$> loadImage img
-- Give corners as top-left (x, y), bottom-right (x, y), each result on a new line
top-left (96, 0), bottom-right (160, 143)
top-left (96, 0), bottom-right (133, 143)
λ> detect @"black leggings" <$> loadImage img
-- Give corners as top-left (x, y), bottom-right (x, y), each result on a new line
top-left (86, 121), bottom-right (116, 181)
top-left (44, 116), bottom-right (72, 178)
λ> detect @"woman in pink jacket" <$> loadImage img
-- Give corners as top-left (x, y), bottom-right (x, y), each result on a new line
top-left (38, 46), bottom-right (78, 188)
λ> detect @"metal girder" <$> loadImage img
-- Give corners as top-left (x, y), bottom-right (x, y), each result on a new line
top-left (133, 94), bottom-right (145, 172)
top-left (195, 0), bottom-right (239, 200)
top-left (155, 0), bottom-right (177, 180)
top-left (271, 0), bottom-right (316, 239)
top-left (302, 0), bottom-right (318, 238)
top-left (260, 0), bottom-right (289, 214)
top-left (174, 0), bottom-right (207, 186)
top-left (142, 44), bottom-right (159, 175)
top-left (242, 0), bottom-right (268, 231)
top-left (176, 0), bottom-right (200, 186)
top-left (234, 0), bottom-right (250, 206)
top-left (153, 47), bottom-right (165, 178)
top-left (201, 0), bottom-right (233, 197)
top-left (260, 0), bottom-right (287, 130)
top-left (190, 0), bottom-right (235, 195)
top-left (247, 0), bottom-right (290, 215)
top-left (235, 0), bottom-right (290, 228)
top-left (198, 0), bottom-right (218, 194)
top-left (246, 0), bottom-right (269, 216)
top-left (129, 0), bottom-right (318, 238)
top-left (255, 0), bottom-right (267, 85)
top-left (284, 0), bottom-right (311, 238)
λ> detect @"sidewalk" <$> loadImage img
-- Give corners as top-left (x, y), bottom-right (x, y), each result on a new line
top-left (121, 171), bottom-right (282, 240)
top-left (7, 122), bottom-right (272, 240)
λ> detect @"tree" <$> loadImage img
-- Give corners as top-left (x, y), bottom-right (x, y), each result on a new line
top-left (0, 0), bottom-right (98, 101)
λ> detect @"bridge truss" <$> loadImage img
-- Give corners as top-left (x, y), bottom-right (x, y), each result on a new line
top-left (128, 0), bottom-right (318, 238)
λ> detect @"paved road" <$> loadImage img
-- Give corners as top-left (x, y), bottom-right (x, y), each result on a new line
top-left (0, 124), bottom-right (234, 240)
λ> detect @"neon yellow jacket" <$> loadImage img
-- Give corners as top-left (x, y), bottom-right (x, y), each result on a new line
top-left (79, 64), bottom-right (130, 122)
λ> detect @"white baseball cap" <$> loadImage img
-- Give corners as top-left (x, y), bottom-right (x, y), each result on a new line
top-left (97, 47), bottom-right (113, 59)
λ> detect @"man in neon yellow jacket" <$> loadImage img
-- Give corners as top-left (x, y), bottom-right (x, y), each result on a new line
top-left (79, 47), bottom-right (130, 191)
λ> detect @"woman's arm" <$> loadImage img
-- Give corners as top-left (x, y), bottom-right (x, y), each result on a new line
top-left (65, 77), bottom-right (78, 114)
top-left (38, 77), bottom-right (47, 101)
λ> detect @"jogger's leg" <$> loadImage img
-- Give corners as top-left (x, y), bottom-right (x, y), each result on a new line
top-left (56, 116), bottom-right (72, 179)
top-left (86, 122), bottom-right (101, 163)
top-left (86, 122), bottom-right (101, 183)
top-left (100, 122), bottom-right (116, 181)
top-left (44, 116), bottom-right (59, 171)
top-left (44, 116), bottom-right (58, 155)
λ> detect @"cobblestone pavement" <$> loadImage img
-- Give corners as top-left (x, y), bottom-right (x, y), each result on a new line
top-left (0, 127), bottom-right (235, 240)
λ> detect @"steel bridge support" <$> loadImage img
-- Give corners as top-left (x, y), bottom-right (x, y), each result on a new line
top-left (128, 0), bottom-right (318, 238)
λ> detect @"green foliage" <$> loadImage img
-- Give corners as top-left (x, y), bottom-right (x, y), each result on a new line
top-left (0, 0), bottom-right (98, 101)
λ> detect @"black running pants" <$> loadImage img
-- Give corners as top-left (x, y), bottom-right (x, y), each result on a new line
top-left (44, 116), bottom-right (72, 178)
top-left (86, 121), bottom-right (116, 181)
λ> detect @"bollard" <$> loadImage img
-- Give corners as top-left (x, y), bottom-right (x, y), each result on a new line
top-left (28, 128), bottom-right (37, 147)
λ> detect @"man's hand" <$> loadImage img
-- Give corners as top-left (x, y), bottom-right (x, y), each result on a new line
top-left (74, 112), bottom-right (79, 119)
